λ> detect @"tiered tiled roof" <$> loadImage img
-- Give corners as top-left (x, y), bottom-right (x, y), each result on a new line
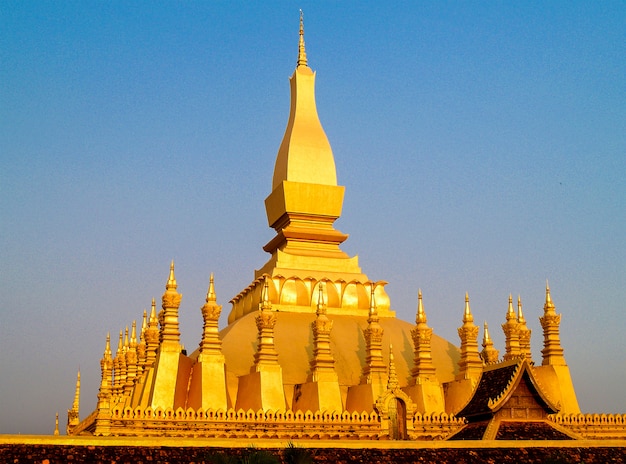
top-left (457, 362), bottom-right (520, 419)
top-left (448, 359), bottom-right (572, 440)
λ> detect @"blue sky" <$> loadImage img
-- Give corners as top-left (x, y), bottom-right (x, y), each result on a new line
top-left (1, 2), bottom-right (624, 434)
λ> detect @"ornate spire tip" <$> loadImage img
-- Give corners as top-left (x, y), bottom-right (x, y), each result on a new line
top-left (297, 9), bottom-right (308, 68)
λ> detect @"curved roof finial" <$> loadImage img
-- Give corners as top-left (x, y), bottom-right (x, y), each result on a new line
top-left (297, 9), bottom-right (308, 67)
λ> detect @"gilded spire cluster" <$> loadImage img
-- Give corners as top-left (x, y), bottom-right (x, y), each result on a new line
top-left (93, 265), bottom-right (184, 414)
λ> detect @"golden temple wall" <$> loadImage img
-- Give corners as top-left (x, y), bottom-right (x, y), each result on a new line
top-left (550, 413), bottom-right (626, 440)
top-left (79, 405), bottom-right (463, 440)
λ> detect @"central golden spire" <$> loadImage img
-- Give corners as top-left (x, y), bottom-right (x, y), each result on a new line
top-left (271, 11), bottom-right (337, 189)
top-left (229, 14), bottom-right (392, 324)
top-left (260, 12), bottom-right (356, 273)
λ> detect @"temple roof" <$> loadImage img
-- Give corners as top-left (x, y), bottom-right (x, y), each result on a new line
top-left (457, 358), bottom-right (559, 420)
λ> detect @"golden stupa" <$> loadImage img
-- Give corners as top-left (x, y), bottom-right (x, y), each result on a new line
top-left (66, 14), bottom-right (624, 441)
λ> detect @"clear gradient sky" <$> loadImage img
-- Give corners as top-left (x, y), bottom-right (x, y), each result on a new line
top-left (1, 2), bottom-right (624, 434)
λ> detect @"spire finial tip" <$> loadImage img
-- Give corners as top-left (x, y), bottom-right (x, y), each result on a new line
top-left (297, 9), bottom-right (308, 67)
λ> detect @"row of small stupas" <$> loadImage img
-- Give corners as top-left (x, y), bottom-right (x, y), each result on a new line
top-left (66, 14), bottom-right (625, 440)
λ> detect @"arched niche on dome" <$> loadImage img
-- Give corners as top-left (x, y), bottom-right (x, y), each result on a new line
top-left (279, 277), bottom-right (309, 306)
top-left (310, 279), bottom-right (341, 309)
top-left (372, 281), bottom-right (390, 311)
top-left (342, 281), bottom-right (369, 310)
top-left (266, 276), bottom-right (280, 302)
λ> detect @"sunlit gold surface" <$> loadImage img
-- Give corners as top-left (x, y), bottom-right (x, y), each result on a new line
top-left (63, 14), bottom-right (592, 441)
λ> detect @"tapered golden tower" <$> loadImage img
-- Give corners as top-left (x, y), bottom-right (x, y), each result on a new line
top-left (228, 11), bottom-right (392, 324)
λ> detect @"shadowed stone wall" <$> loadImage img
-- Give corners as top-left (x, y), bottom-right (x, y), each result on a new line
top-left (2, 444), bottom-right (626, 464)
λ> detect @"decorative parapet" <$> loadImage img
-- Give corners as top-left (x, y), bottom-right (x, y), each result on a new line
top-left (550, 413), bottom-right (626, 440)
top-left (73, 405), bottom-right (464, 440)
top-left (96, 406), bottom-right (381, 439)
top-left (412, 412), bottom-right (465, 440)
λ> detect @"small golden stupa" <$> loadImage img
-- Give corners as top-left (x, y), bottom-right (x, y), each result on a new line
top-left (68, 14), bottom-right (614, 441)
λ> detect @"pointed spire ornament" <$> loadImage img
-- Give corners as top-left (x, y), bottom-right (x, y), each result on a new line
top-left (66, 370), bottom-right (81, 434)
top-left (98, 332), bottom-right (113, 405)
top-left (387, 344), bottom-right (399, 390)
top-left (517, 295), bottom-right (532, 362)
top-left (545, 279), bottom-right (553, 307)
top-left (54, 412), bottom-right (60, 436)
top-left (517, 295), bottom-right (526, 324)
top-left (160, 260), bottom-right (182, 351)
top-left (310, 281), bottom-right (337, 381)
top-left (116, 330), bottom-right (127, 398)
top-left (260, 276), bottom-right (272, 311)
top-left (253, 276), bottom-right (279, 369)
top-left (481, 321), bottom-right (499, 364)
top-left (207, 272), bottom-right (216, 302)
top-left (362, 284), bottom-right (386, 385)
top-left (410, 289), bottom-right (437, 381)
top-left (540, 280), bottom-right (566, 366)
top-left (503, 294), bottom-right (521, 361)
top-left (144, 298), bottom-right (160, 367)
top-left (416, 289), bottom-right (427, 324)
top-left (316, 281), bottom-right (327, 316)
top-left (137, 309), bottom-right (148, 376)
top-left (125, 321), bottom-right (138, 394)
top-left (167, 260), bottom-right (177, 289)
top-left (457, 293), bottom-right (482, 380)
top-left (198, 273), bottom-right (224, 362)
top-left (113, 330), bottom-right (124, 397)
top-left (463, 292), bottom-right (473, 323)
top-left (297, 9), bottom-right (308, 67)
top-left (73, 369), bottom-right (81, 412)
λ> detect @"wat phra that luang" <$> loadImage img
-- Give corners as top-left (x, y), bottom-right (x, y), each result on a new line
top-left (63, 15), bottom-right (626, 441)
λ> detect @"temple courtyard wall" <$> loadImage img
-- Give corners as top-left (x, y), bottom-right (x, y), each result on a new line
top-left (2, 436), bottom-right (626, 464)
